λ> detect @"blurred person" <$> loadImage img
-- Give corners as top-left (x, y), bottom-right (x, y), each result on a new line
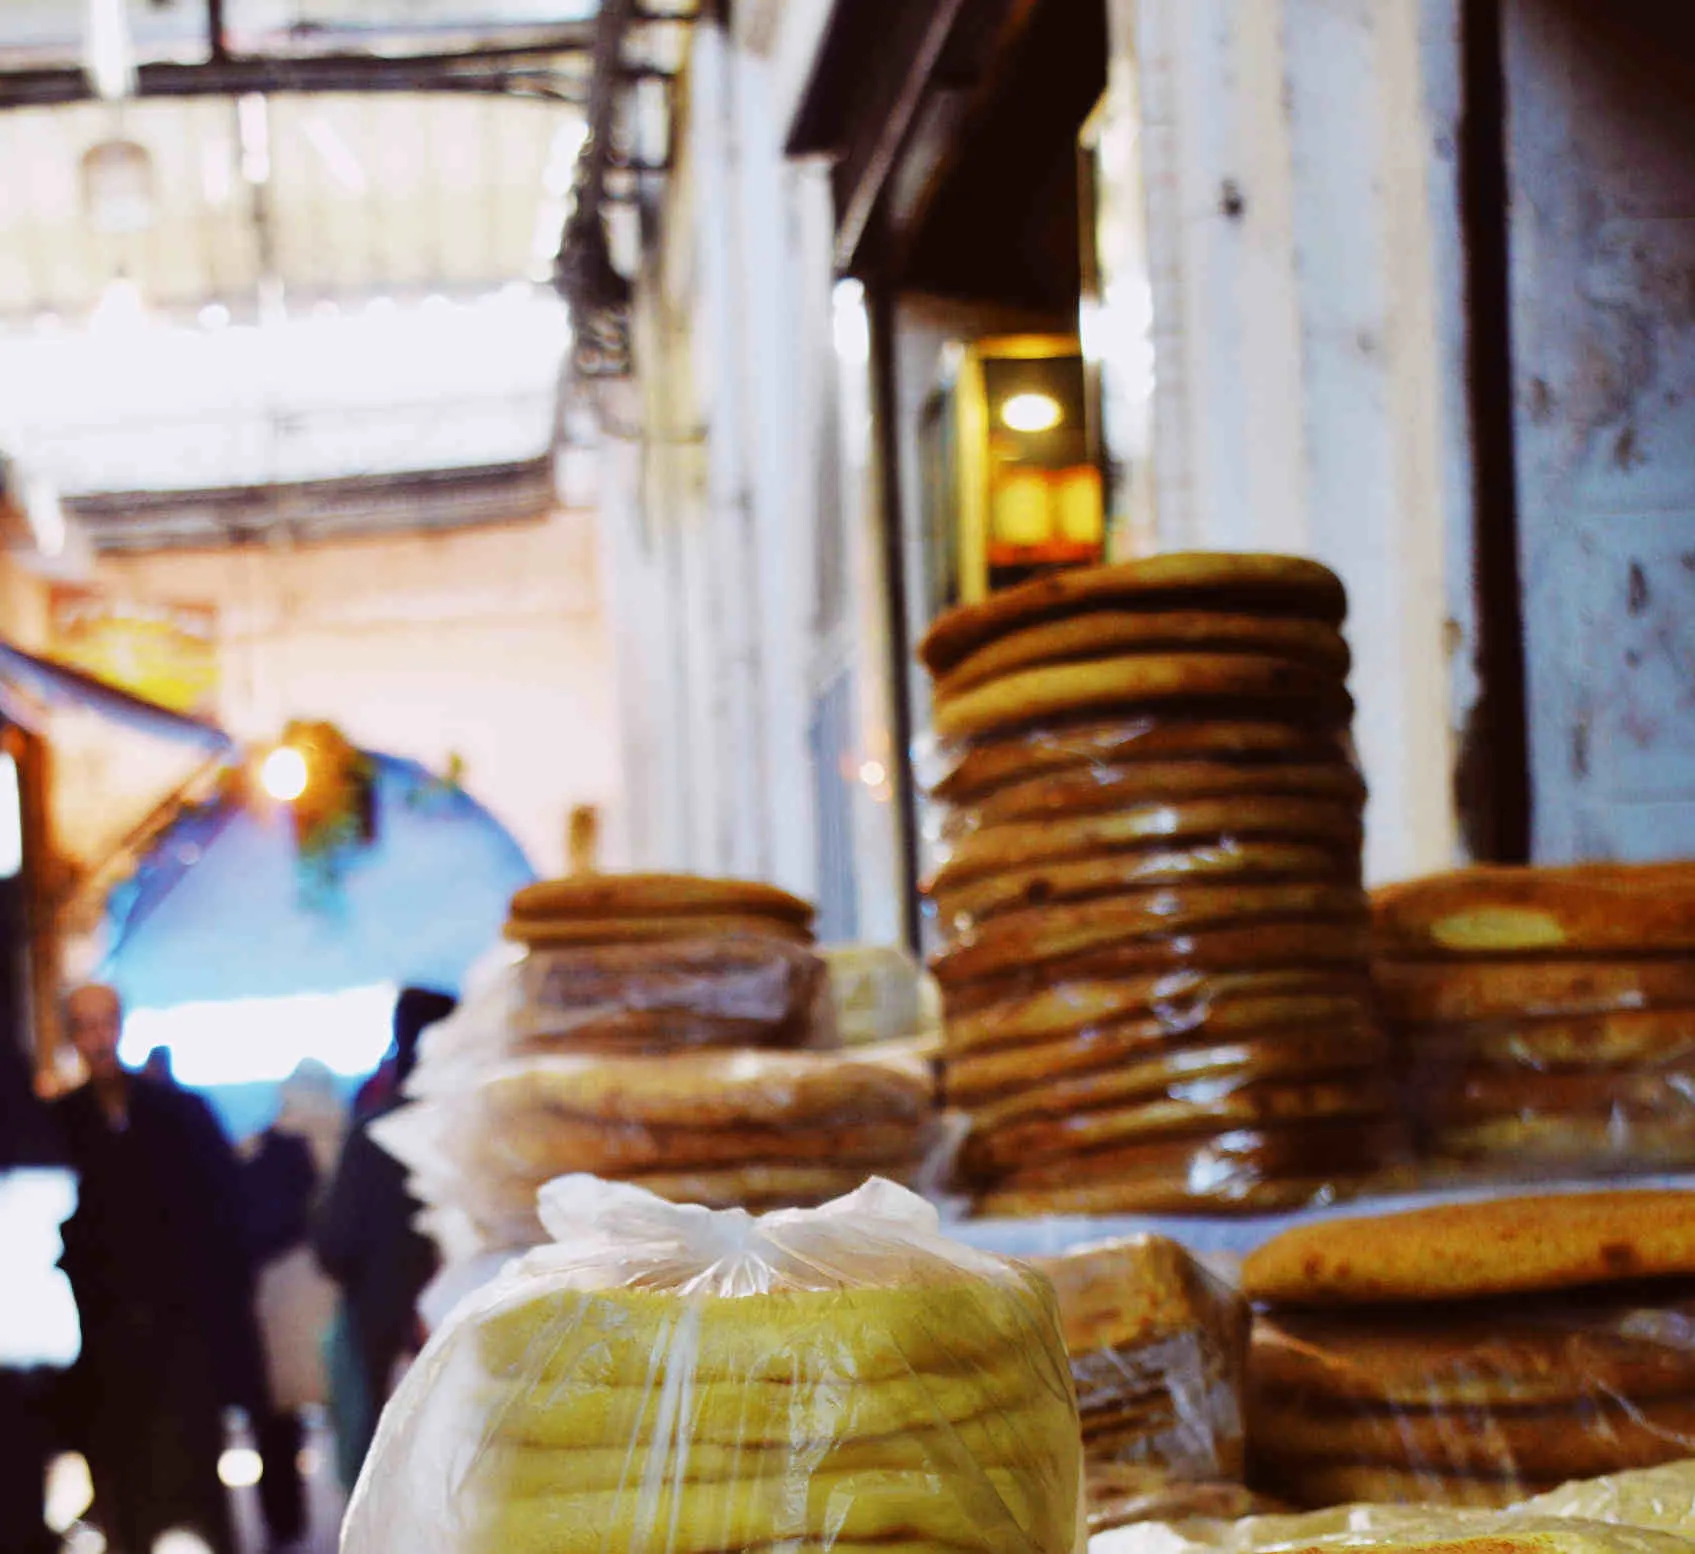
top-left (51, 983), bottom-right (268, 1554)
top-left (314, 987), bottom-right (456, 1490)
top-left (240, 1061), bottom-right (345, 1549)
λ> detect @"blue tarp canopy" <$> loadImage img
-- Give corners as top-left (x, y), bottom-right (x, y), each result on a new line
top-left (103, 753), bottom-right (534, 1008)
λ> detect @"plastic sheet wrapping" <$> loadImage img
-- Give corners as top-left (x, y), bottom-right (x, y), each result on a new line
top-left (341, 1175), bottom-right (1085, 1554)
top-left (1373, 866), bottom-right (1695, 1184)
top-left (375, 1044), bottom-right (945, 1249)
top-left (1034, 1237), bottom-right (1249, 1482)
top-left (912, 559), bottom-right (1394, 1220)
top-left (821, 944), bottom-right (942, 1048)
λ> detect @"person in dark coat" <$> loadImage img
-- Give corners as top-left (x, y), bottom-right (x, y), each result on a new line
top-left (314, 986), bottom-right (455, 1488)
top-left (51, 983), bottom-right (268, 1554)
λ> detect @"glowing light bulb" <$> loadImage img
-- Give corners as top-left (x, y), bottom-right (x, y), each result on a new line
top-left (260, 746), bottom-right (308, 802)
top-left (1000, 392), bottom-right (1063, 433)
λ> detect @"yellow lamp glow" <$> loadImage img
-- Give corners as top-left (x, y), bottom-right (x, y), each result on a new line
top-left (1000, 391), bottom-right (1063, 433)
top-left (260, 746), bottom-right (309, 803)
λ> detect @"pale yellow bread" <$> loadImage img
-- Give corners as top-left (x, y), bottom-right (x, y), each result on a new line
top-left (1251, 1310), bottom-right (1695, 1408)
top-left (1374, 958), bottom-right (1695, 1024)
top-left (931, 796), bottom-right (1363, 891)
top-left (918, 553), bottom-right (1348, 673)
top-left (964, 1027), bottom-right (1386, 1131)
top-left (962, 1074), bottom-right (1388, 1176)
top-left (511, 873), bottom-right (815, 926)
top-left (948, 761), bottom-right (1366, 833)
top-left (469, 1462), bottom-right (1077, 1554)
top-left (934, 653), bottom-right (1351, 743)
top-left (1373, 864), bottom-right (1695, 958)
top-left (941, 968), bottom-right (1374, 1056)
top-left (932, 916), bottom-right (1372, 991)
top-left (1241, 1190), bottom-right (1695, 1306)
top-left (931, 718), bottom-right (1353, 806)
top-left (931, 841), bottom-right (1362, 927)
top-left (936, 611), bottom-right (1352, 698)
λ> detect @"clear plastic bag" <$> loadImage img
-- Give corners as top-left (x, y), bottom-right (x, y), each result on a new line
top-left (1034, 1236), bottom-right (1248, 1482)
top-left (375, 1045), bottom-right (943, 1249)
top-left (343, 1176), bottom-right (1084, 1554)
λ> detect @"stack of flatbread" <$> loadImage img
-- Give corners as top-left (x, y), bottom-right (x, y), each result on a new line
top-left (1034, 1235), bottom-right (1248, 1483)
top-left (421, 1045), bottom-right (941, 1232)
top-left (503, 874), bottom-right (826, 1054)
top-left (917, 554), bottom-right (1393, 1214)
top-left (1243, 1191), bottom-right (1695, 1509)
top-left (1374, 864), bottom-right (1695, 1175)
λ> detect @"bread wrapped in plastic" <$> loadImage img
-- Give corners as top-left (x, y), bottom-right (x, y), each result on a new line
top-left (375, 1045), bottom-right (942, 1248)
top-left (1242, 1191), bottom-right (1695, 1510)
top-left (1034, 1236), bottom-right (1248, 1481)
top-left (1374, 866), bottom-right (1695, 1183)
top-left (342, 1176), bottom-right (1084, 1554)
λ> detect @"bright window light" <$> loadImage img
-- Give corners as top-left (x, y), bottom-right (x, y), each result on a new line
top-left (1001, 391), bottom-right (1064, 433)
top-left (0, 752), bottom-right (20, 879)
top-left (0, 1168), bottom-right (80, 1368)
top-left (260, 745), bottom-right (308, 802)
top-left (120, 984), bottom-right (398, 1087)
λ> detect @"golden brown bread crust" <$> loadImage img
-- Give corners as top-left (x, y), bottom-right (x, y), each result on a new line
top-left (963, 1027), bottom-right (1387, 1130)
top-left (935, 611), bottom-right (1353, 697)
top-left (933, 653), bottom-right (1353, 743)
top-left (1372, 864), bottom-right (1695, 958)
top-left (918, 554), bottom-right (1348, 673)
top-left (930, 842), bottom-right (1362, 927)
top-left (510, 873), bottom-right (815, 925)
top-left (944, 760), bottom-right (1367, 834)
top-left (930, 718), bottom-right (1353, 805)
top-left (1424, 1114), bottom-right (1695, 1170)
top-left (1033, 1234), bottom-right (1249, 1356)
top-left (1251, 1308), bottom-right (1695, 1408)
top-left (943, 1010), bottom-right (1379, 1105)
top-left (940, 969), bottom-right (1374, 1055)
top-left (931, 797), bottom-right (1364, 891)
top-left (1405, 1008), bottom-right (1695, 1070)
top-left (1242, 1190), bottom-right (1695, 1306)
top-left (978, 1171), bottom-right (1373, 1220)
top-left (1256, 1462), bottom-right (1545, 1510)
top-left (506, 913), bottom-right (815, 948)
top-left (932, 916), bottom-right (1373, 991)
top-left (1373, 957), bottom-right (1695, 1023)
top-left (963, 1074), bottom-right (1388, 1176)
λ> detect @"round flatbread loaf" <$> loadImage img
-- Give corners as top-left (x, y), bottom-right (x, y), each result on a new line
top-left (932, 913), bottom-right (1372, 991)
top-left (626, 1162), bottom-right (922, 1208)
top-left (945, 761), bottom-right (1366, 834)
top-left (936, 611), bottom-right (1352, 698)
top-left (930, 718), bottom-right (1354, 805)
top-left (932, 797), bottom-right (1363, 891)
top-left (1406, 1008), bottom-right (1695, 1071)
top-left (1426, 1113), bottom-right (1695, 1171)
top-left (510, 1010), bottom-right (810, 1056)
top-left (941, 968), bottom-right (1375, 1057)
top-left (1374, 957), bottom-right (1695, 1024)
top-left (511, 873), bottom-right (815, 926)
top-left (944, 1007), bottom-right (1379, 1104)
top-left (918, 554), bottom-right (1348, 674)
top-left (964, 1027), bottom-right (1387, 1130)
top-left (1373, 863), bottom-right (1695, 958)
top-left (977, 1172), bottom-right (1368, 1220)
top-left (935, 880), bottom-right (1364, 966)
top-left (933, 653), bottom-right (1351, 743)
top-left (1241, 1189), bottom-right (1695, 1306)
top-left (1259, 1461), bottom-right (1542, 1510)
top-left (1419, 1064), bottom-right (1695, 1122)
top-left (1251, 1308), bottom-right (1695, 1409)
top-left (507, 913), bottom-right (815, 948)
top-left (963, 1074), bottom-right (1388, 1176)
top-left (930, 841), bottom-right (1361, 927)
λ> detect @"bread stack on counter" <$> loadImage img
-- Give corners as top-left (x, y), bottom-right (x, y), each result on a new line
top-left (378, 873), bottom-right (938, 1249)
top-left (1243, 1191), bottom-right (1695, 1509)
top-left (1373, 864), bottom-right (1695, 1177)
top-left (917, 554), bottom-right (1394, 1215)
top-left (1035, 1235), bottom-right (1248, 1483)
